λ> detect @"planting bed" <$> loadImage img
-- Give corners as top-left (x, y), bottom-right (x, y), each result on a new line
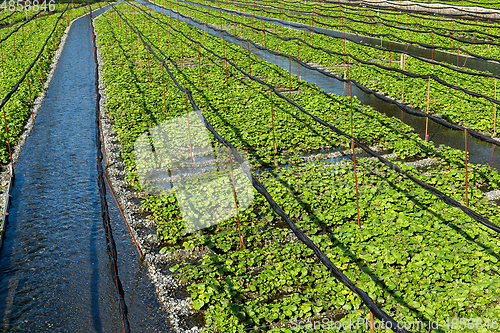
top-left (160, 0), bottom-right (500, 140)
top-left (0, 1), bottom-right (105, 165)
top-left (93, 2), bottom-right (500, 332)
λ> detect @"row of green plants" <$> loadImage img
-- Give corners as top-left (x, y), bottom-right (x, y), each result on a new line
top-left (0, 1), bottom-right (105, 164)
top-left (162, 0), bottom-right (500, 136)
top-left (201, 0), bottom-right (500, 51)
top-left (0, 1), bottom-right (92, 26)
top-left (96, 3), bottom-right (500, 332)
top-left (235, 0), bottom-right (500, 40)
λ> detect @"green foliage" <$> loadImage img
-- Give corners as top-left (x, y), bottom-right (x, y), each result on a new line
top-left (95, 3), bottom-right (500, 332)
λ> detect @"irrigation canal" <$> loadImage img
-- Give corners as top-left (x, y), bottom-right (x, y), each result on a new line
top-left (140, 0), bottom-right (500, 174)
top-left (0, 6), bottom-right (169, 332)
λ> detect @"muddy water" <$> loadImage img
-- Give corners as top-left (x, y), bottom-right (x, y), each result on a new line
top-left (0, 6), bottom-right (170, 332)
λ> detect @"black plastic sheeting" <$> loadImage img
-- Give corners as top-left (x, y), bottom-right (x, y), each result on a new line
top-left (135, 0), bottom-right (500, 235)
top-left (165, 0), bottom-right (500, 147)
top-left (89, 3), bottom-right (131, 333)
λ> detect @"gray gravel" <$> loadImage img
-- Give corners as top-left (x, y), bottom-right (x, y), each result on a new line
top-left (93, 13), bottom-right (204, 333)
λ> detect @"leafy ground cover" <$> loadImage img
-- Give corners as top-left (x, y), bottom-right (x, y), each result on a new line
top-left (160, 0), bottom-right (500, 137)
top-left (96, 3), bottom-right (500, 332)
top-left (197, 0), bottom-right (500, 52)
top-left (0, 1), bottom-right (98, 26)
top-left (0, 1), bottom-right (105, 164)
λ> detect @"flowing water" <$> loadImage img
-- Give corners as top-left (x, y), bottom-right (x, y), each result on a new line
top-left (0, 6), bottom-right (170, 332)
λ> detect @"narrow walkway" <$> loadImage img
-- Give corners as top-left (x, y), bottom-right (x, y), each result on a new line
top-left (0, 7), bottom-right (169, 332)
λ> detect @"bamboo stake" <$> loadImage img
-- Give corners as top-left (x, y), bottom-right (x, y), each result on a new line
top-left (13, 30), bottom-right (17, 60)
top-left (247, 41), bottom-right (251, 75)
top-left (297, 39), bottom-right (300, 80)
top-left (270, 89), bottom-right (276, 152)
top-left (227, 145), bottom-right (245, 250)
top-left (222, 31), bottom-right (225, 58)
top-left (370, 311), bottom-right (374, 333)
top-left (137, 34), bottom-right (142, 69)
top-left (494, 77), bottom-right (497, 137)
top-left (389, 37), bottom-right (392, 67)
top-left (264, 30), bottom-right (266, 60)
top-left (162, 63), bottom-right (166, 112)
top-left (465, 128), bottom-right (469, 208)
top-left (379, 23), bottom-right (382, 59)
top-left (343, 37), bottom-right (348, 79)
top-left (27, 73), bottom-right (33, 124)
top-left (198, 43), bottom-right (201, 82)
top-left (146, 48), bottom-right (152, 83)
top-left (401, 54), bottom-right (405, 103)
top-left (225, 59), bottom-right (229, 106)
top-left (288, 56), bottom-right (292, 98)
top-left (39, 56), bottom-right (44, 84)
top-left (185, 92), bottom-right (194, 163)
top-left (349, 82), bottom-right (360, 227)
top-left (0, 43), bottom-right (4, 76)
top-left (425, 76), bottom-right (430, 142)
top-left (2, 106), bottom-right (12, 172)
